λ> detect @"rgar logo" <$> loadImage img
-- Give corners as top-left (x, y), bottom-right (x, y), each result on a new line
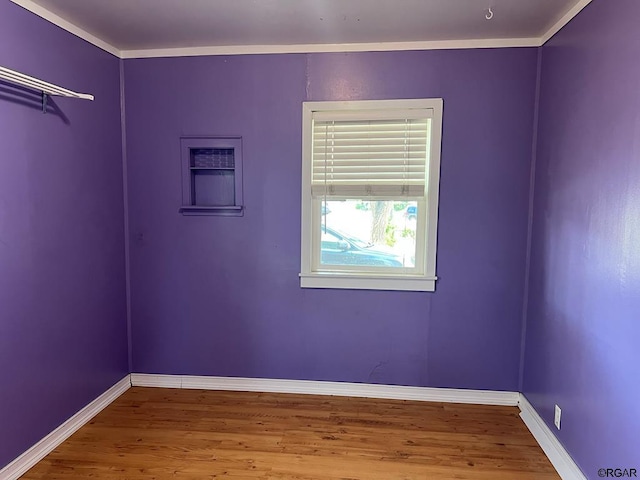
top-left (598, 468), bottom-right (638, 478)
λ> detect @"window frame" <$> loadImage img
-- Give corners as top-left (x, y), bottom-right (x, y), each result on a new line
top-left (300, 99), bottom-right (443, 292)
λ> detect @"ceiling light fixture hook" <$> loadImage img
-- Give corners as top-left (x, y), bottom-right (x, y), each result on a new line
top-left (485, 7), bottom-right (494, 20)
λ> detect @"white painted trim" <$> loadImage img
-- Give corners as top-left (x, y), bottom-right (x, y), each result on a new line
top-left (0, 376), bottom-right (131, 480)
top-left (120, 38), bottom-right (541, 59)
top-left (299, 273), bottom-right (436, 292)
top-left (0, 373), bottom-right (587, 480)
top-left (8, 0), bottom-right (591, 59)
top-left (131, 373), bottom-right (519, 406)
top-left (299, 103), bottom-right (313, 279)
top-left (518, 394), bottom-right (586, 480)
top-left (9, 0), bottom-right (121, 57)
top-left (130, 373), bottom-right (182, 388)
top-left (540, 0), bottom-right (592, 45)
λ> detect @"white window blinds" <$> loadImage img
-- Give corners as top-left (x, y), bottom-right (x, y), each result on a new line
top-left (311, 109), bottom-right (432, 197)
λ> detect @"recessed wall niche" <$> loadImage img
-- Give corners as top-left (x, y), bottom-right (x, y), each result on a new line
top-left (179, 137), bottom-right (244, 216)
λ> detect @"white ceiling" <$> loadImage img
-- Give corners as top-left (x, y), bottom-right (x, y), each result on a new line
top-left (14, 0), bottom-right (591, 58)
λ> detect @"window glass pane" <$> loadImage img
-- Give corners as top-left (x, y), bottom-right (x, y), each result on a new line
top-left (320, 200), bottom-right (417, 268)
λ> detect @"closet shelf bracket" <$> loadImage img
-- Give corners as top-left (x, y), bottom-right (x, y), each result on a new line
top-left (0, 65), bottom-right (94, 114)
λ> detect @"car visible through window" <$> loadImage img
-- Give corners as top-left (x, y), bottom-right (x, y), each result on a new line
top-left (320, 226), bottom-right (403, 267)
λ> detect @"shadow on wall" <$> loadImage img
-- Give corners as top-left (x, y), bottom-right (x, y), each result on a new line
top-left (0, 83), bottom-right (70, 124)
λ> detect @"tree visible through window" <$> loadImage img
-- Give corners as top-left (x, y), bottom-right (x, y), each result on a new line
top-left (371, 201), bottom-right (392, 245)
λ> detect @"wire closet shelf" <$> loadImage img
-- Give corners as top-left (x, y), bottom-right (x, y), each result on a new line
top-left (0, 65), bottom-right (94, 113)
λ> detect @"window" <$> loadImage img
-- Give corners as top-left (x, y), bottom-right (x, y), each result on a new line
top-left (179, 137), bottom-right (244, 216)
top-left (300, 99), bottom-right (443, 291)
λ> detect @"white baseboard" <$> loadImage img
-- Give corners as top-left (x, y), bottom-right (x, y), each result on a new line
top-left (130, 373), bottom-right (520, 406)
top-left (518, 394), bottom-right (586, 480)
top-left (0, 375), bottom-right (131, 480)
top-left (1, 373), bottom-right (585, 480)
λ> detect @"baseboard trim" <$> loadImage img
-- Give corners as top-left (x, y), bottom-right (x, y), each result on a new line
top-left (0, 375), bottom-right (131, 480)
top-left (130, 373), bottom-right (519, 406)
top-left (518, 394), bottom-right (586, 480)
top-left (1, 373), bottom-right (587, 480)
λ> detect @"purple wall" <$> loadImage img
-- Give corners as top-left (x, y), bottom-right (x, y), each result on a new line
top-left (3, 0), bottom-right (637, 474)
top-left (124, 49), bottom-right (538, 390)
top-left (523, 0), bottom-right (640, 476)
top-left (0, 2), bottom-right (128, 469)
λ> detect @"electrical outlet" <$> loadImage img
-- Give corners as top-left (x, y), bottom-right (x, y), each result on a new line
top-left (554, 405), bottom-right (561, 430)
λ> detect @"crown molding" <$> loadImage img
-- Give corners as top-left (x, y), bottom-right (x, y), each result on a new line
top-left (11, 0), bottom-right (591, 59)
top-left (120, 38), bottom-right (541, 59)
top-left (540, 0), bottom-right (592, 45)
top-left (10, 0), bottom-right (121, 57)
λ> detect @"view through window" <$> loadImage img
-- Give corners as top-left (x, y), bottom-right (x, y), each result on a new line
top-left (320, 200), bottom-right (418, 269)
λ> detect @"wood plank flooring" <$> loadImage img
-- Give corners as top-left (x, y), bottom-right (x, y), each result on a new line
top-left (22, 387), bottom-right (559, 479)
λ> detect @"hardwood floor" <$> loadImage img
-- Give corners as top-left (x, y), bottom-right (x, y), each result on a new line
top-left (22, 387), bottom-right (559, 479)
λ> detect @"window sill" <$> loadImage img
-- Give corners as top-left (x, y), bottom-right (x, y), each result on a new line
top-left (179, 205), bottom-right (244, 217)
top-left (299, 273), bottom-right (436, 292)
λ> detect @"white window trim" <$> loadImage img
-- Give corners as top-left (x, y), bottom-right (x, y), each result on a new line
top-left (300, 99), bottom-right (443, 292)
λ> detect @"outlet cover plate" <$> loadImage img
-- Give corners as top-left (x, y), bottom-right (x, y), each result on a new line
top-left (554, 404), bottom-right (561, 429)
